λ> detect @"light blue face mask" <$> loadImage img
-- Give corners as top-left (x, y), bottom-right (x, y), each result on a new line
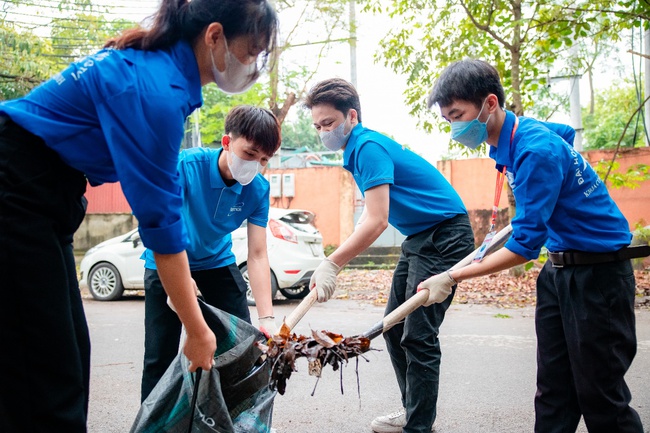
top-left (450, 100), bottom-right (491, 150)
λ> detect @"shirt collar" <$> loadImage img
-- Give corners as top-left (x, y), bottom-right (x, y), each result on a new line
top-left (343, 122), bottom-right (364, 168)
top-left (210, 148), bottom-right (243, 193)
top-left (489, 110), bottom-right (516, 170)
top-left (170, 40), bottom-right (203, 111)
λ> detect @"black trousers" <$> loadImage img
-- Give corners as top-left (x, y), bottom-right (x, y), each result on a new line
top-left (535, 260), bottom-right (644, 433)
top-left (0, 118), bottom-right (89, 432)
top-left (384, 214), bottom-right (475, 433)
top-left (140, 264), bottom-right (251, 401)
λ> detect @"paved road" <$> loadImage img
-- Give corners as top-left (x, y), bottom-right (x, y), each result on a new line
top-left (85, 296), bottom-right (650, 432)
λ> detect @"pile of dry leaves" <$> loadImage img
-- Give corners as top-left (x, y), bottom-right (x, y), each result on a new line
top-left (335, 268), bottom-right (650, 309)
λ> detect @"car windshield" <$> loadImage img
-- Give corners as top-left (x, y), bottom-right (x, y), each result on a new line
top-left (278, 212), bottom-right (317, 234)
top-left (239, 210), bottom-right (319, 234)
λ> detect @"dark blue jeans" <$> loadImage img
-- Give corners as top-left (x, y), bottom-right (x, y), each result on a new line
top-left (141, 264), bottom-right (251, 401)
top-left (535, 260), bottom-right (643, 433)
top-left (0, 117), bottom-right (90, 433)
top-left (384, 214), bottom-right (474, 433)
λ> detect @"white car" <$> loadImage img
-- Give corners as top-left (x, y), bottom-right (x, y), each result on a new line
top-left (79, 208), bottom-right (325, 303)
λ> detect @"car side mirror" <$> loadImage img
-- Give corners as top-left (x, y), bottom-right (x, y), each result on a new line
top-left (132, 236), bottom-right (141, 248)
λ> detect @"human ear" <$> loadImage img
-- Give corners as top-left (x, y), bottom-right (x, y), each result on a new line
top-left (204, 22), bottom-right (224, 49)
top-left (486, 94), bottom-right (499, 113)
top-left (222, 135), bottom-right (230, 149)
top-left (348, 108), bottom-right (359, 124)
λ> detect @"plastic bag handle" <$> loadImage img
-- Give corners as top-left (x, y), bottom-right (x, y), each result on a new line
top-left (187, 368), bottom-right (203, 433)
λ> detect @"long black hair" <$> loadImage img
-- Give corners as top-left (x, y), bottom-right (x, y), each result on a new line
top-left (104, 0), bottom-right (277, 65)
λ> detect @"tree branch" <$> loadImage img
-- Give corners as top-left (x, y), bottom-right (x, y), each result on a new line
top-left (560, 6), bottom-right (648, 21)
top-left (603, 94), bottom-right (650, 183)
top-left (629, 49), bottom-right (650, 60)
top-left (0, 73), bottom-right (40, 84)
top-left (459, 0), bottom-right (513, 50)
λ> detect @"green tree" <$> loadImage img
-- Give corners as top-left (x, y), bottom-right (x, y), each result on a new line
top-left (362, 0), bottom-right (637, 132)
top-left (50, 13), bottom-right (133, 66)
top-left (198, 83), bottom-right (271, 146)
top-left (198, 0), bottom-right (352, 145)
top-left (280, 109), bottom-right (321, 151)
top-left (0, 22), bottom-right (56, 100)
top-left (582, 80), bottom-right (646, 150)
top-left (363, 0), bottom-right (649, 222)
top-left (265, 1), bottom-right (352, 123)
top-left (0, 0), bottom-right (137, 99)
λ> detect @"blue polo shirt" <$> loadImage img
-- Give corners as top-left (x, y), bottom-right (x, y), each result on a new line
top-left (143, 147), bottom-right (270, 271)
top-left (0, 41), bottom-right (203, 255)
top-left (490, 111), bottom-right (631, 259)
top-left (343, 123), bottom-right (467, 236)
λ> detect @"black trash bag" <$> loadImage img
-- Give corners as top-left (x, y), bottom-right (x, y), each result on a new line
top-left (130, 299), bottom-right (277, 433)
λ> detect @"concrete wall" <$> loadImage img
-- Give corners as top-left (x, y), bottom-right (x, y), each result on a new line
top-left (73, 213), bottom-right (138, 251)
top-left (438, 147), bottom-right (650, 240)
top-left (584, 147), bottom-right (650, 229)
top-left (73, 182), bottom-right (136, 250)
top-left (265, 166), bottom-right (356, 247)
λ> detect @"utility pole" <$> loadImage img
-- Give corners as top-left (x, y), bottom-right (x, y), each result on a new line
top-left (645, 28), bottom-right (650, 146)
top-left (349, 0), bottom-right (358, 87)
top-left (569, 77), bottom-right (583, 151)
top-left (569, 45), bottom-right (584, 151)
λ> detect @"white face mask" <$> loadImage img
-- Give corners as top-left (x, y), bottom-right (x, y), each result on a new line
top-left (319, 117), bottom-right (351, 151)
top-left (210, 35), bottom-right (260, 94)
top-left (227, 148), bottom-right (260, 186)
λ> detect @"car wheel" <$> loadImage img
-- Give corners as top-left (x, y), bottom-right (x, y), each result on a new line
top-left (240, 264), bottom-right (278, 306)
top-left (88, 262), bottom-right (125, 301)
top-left (279, 285), bottom-right (309, 300)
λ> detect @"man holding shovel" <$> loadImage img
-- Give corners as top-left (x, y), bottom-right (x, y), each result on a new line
top-left (425, 59), bottom-right (645, 432)
top-left (304, 78), bottom-right (475, 433)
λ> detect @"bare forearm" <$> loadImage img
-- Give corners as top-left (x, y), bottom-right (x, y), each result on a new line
top-left (154, 252), bottom-right (209, 335)
top-left (449, 247), bottom-right (529, 283)
top-left (327, 216), bottom-right (387, 267)
top-left (248, 255), bottom-right (274, 317)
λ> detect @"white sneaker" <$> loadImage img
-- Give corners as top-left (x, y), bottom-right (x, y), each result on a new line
top-left (370, 409), bottom-right (406, 433)
top-left (370, 408), bottom-right (435, 432)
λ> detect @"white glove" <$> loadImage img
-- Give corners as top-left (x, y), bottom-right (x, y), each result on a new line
top-left (309, 258), bottom-right (341, 303)
top-left (417, 271), bottom-right (457, 307)
top-left (258, 316), bottom-right (277, 338)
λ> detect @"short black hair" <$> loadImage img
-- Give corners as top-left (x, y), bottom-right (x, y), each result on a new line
top-left (428, 59), bottom-right (505, 110)
top-left (225, 105), bottom-right (281, 156)
top-left (303, 78), bottom-right (362, 122)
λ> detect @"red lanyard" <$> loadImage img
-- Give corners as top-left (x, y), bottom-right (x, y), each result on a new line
top-left (489, 167), bottom-right (506, 232)
top-left (488, 117), bottom-right (518, 232)
top-left (473, 117), bottom-right (519, 263)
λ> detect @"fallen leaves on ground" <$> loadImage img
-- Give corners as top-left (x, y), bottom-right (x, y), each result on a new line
top-left (335, 268), bottom-right (650, 309)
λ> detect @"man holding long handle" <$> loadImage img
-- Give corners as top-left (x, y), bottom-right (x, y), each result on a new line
top-left (424, 59), bottom-right (645, 433)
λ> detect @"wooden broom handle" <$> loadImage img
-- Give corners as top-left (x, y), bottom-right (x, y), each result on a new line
top-left (372, 224), bottom-right (513, 337)
top-left (280, 289), bottom-right (318, 333)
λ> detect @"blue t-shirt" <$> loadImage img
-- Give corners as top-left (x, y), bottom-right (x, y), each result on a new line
top-left (0, 41), bottom-right (203, 255)
top-left (143, 147), bottom-right (270, 271)
top-left (343, 123), bottom-right (467, 236)
top-left (490, 111), bottom-right (631, 259)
